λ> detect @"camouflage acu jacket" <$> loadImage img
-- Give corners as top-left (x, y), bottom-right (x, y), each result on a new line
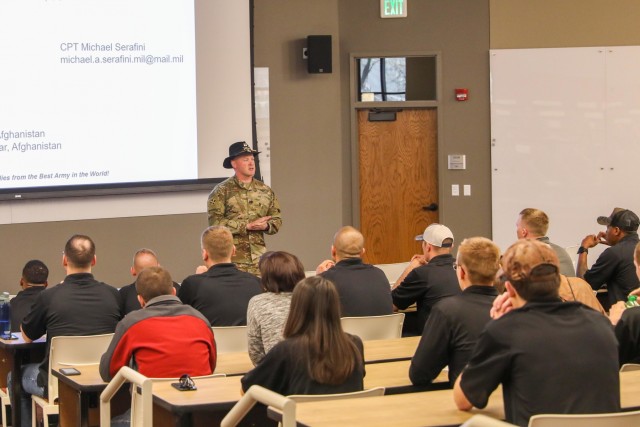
top-left (207, 176), bottom-right (282, 271)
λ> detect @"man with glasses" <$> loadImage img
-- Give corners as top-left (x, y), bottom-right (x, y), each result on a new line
top-left (409, 237), bottom-right (500, 387)
top-left (577, 208), bottom-right (640, 304)
top-left (454, 239), bottom-right (620, 427)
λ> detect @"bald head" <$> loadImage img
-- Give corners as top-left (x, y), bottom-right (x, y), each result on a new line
top-left (131, 248), bottom-right (159, 276)
top-left (63, 234), bottom-right (96, 269)
top-left (333, 226), bottom-right (365, 260)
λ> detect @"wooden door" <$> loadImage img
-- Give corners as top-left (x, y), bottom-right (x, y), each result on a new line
top-left (359, 108), bottom-right (438, 264)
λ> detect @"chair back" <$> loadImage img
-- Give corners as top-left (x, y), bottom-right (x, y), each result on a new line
top-left (340, 313), bottom-right (404, 340)
top-left (100, 367), bottom-right (225, 427)
top-left (460, 414), bottom-right (517, 426)
top-left (287, 386), bottom-right (385, 403)
top-left (528, 410), bottom-right (640, 427)
top-left (48, 333), bottom-right (114, 401)
top-left (221, 385), bottom-right (295, 427)
top-left (212, 326), bottom-right (248, 353)
top-left (374, 262), bottom-right (410, 285)
top-left (100, 367), bottom-right (152, 427)
top-left (620, 363), bottom-right (640, 372)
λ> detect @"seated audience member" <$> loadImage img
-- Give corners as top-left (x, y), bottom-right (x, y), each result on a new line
top-left (609, 241), bottom-right (640, 365)
top-left (315, 226), bottom-right (392, 317)
top-left (577, 207), bottom-right (640, 304)
top-left (119, 248), bottom-right (180, 315)
top-left (241, 276), bottom-right (364, 395)
top-left (516, 208), bottom-right (575, 277)
top-left (178, 226), bottom-right (262, 326)
top-left (247, 251), bottom-right (305, 365)
top-left (454, 239), bottom-right (620, 427)
top-left (100, 266), bottom-right (216, 381)
top-left (558, 274), bottom-right (605, 313)
top-left (391, 224), bottom-right (460, 331)
top-left (498, 265), bottom-right (604, 314)
top-left (10, 260), bottom-right (49, 332)
top-left (410, 237), bottom-right (500, 386)
top-left (19, 235), bottom-right (122, 427)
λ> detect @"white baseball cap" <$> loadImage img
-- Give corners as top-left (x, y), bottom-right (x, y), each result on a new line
top-left (415, 224), bottom-right (454, 248)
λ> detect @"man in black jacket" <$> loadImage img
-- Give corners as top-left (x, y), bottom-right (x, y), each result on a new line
top-left (178, 226), bottom-right (262, 326)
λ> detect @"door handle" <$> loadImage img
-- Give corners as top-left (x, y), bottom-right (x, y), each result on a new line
top-left (422, 203), bottom-right (438, 211)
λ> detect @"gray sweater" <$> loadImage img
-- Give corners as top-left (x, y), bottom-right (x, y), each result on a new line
top-left (246, 292), bottom-right (292, 365)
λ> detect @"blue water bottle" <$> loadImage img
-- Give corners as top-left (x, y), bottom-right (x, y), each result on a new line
top-left (0, 292), bottom-right (11, 339)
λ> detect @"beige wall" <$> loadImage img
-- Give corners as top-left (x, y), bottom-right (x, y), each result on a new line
top-left (2, 0), bottom-right (639, 293)
top-left (337, 0), bottom-right (492, 252)
top-left (491, 0), bottom-right (640, 48)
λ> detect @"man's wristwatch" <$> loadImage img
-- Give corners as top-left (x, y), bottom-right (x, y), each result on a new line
top-left (577, 246), bottom-right (588, 254)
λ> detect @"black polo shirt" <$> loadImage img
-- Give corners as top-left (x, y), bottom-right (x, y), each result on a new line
top-left (615, 305), bottom-right (640, 365)
top-left (410, 285), bottom-right (497, 386)
top-left (391, 254), bottom-right (460, 330)
top-left (178, 263), bottom-right (262, 326)
top-left (21, 273), bottom-right (123, 388)
top-left (320, 258), bottom-right (393, 317)
top-left (584, 233), bottom-right (640, 304)
top-left (119, 281), bottom-right (181, 315)
top-left (10, 286), bottom-right (46, 332)
top-left (460, 300), bottom-right (620, 427)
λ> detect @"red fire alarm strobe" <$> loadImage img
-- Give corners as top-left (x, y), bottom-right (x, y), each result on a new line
top-left (455, 88), bottom-right (469, 101)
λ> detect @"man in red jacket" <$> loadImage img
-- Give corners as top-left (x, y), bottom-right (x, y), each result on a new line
top-left (100, 266), bottom-right (216, 381)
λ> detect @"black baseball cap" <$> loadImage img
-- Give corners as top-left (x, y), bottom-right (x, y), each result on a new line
top-left (597, 208), bottom-right (640, 232)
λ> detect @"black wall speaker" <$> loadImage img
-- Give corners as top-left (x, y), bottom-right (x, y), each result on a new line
top-left (307, 35), bottom-right (332, 74)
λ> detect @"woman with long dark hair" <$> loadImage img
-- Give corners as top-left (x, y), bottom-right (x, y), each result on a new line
top-left (242, 276), bottom-right (365, 395)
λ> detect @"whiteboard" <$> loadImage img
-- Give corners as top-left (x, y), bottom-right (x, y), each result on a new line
top-left (490, 46), bottom-right (640, 253)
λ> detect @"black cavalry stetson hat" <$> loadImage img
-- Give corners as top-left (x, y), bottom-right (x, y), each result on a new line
top-left (222, 141), bottom-right (260, 169)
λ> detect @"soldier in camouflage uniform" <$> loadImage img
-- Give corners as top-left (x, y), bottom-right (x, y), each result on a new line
top-left (207, 141), bottom-right (282, 275)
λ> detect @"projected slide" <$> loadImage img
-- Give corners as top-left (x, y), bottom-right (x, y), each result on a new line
top-left (0, 0), bottom-right (197, 189)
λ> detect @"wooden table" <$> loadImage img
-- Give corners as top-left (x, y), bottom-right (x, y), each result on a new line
top-left (272, 388), bottom-right (505, 427)
top-left (53, 363), bottom-right (130, 427)
top-left (270, 370), bottom-right (640, 427)
top-left (52, 349), bottom-right (431, 426)
top-left (0, 335), bottom-right (46, 427)
top-left (363, 336), bottom-right (419, 363)
top-left (215, 352), bottom-right (252, 375)
top-left (150, 357), bottom-right (443, 426)
top-left (215, 336), bottom-right (420, 377)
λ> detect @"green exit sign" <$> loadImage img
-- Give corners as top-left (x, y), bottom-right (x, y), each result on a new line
top-left (380, 0), bottom-right (407, 18)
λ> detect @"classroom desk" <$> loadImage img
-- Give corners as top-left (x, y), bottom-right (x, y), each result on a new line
top-left (0, 335), bottom-right (46, 427)
top-left (215, 352), bottom-right (252, 376)
top-left (53, 364), bottom-right (129, 427)
top-left (272, 388), bottom-right (504, 427)
top-left (270, 370), bottom-right (640, 427)
top-left (363, 336), bottom-right (419, 363)
top-left (151, 358), bottom-right (446, 426)
top-left (364, 359), bottom-right (448, 390)
top-left (215, 336), bottom-right (420, 377)
top-left (52, 354), bottom-right (429, 427)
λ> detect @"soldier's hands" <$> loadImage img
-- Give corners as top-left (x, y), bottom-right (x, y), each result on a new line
top-left (247, 216), bottom-right (271, 231)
